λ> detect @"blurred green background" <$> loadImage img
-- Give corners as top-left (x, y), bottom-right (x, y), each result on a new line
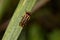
top-left (0, 0), bottom-right (60, 40)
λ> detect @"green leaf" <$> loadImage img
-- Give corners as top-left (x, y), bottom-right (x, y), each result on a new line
top-left (2, 0), bottom-right (37, 40)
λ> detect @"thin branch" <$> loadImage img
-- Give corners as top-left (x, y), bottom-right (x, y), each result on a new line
top-left (32, 0), bottom-right (50, 13)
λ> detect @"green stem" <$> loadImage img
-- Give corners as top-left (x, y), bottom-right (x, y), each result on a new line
top-left (2, 0), bottom-right (37, 40)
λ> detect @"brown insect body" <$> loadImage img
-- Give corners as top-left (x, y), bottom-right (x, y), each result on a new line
top-left (19, 12), bottom-right (31, 27)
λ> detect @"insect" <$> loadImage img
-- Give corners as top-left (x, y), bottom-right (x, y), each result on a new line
top-left (19, 12), bottom-right (31, 27)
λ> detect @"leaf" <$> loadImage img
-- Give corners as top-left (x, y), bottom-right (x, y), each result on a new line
top-left (2, 0), bottom-right (37, 40)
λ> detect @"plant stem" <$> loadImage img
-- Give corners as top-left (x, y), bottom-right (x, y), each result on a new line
top-left (2, 0), bottom-right (37, 40)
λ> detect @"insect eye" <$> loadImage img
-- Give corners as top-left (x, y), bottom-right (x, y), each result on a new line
top-left (26, 12), bottom-right (31, 16)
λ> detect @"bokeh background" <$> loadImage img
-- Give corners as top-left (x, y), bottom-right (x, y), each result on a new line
top-left (0, 0), bottom-right (60, 40)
